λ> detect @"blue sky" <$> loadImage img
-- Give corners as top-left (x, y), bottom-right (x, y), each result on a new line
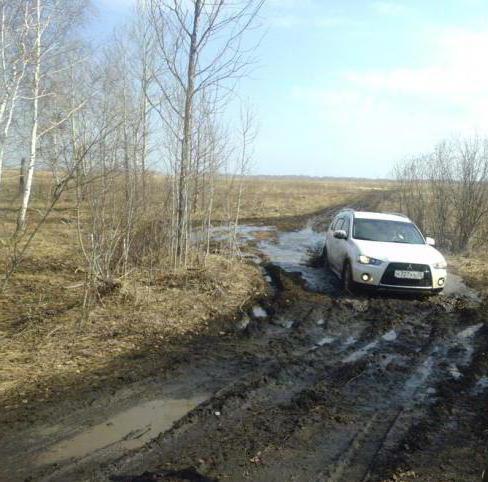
top-left (92, 0), bottom-right (488, 178)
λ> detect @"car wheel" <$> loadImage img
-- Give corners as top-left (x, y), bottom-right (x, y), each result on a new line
top-left (342, 260), bottom-right (355, 294)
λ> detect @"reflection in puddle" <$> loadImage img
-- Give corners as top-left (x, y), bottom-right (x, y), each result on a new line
top-left (454, 323), bottom-right (483, 367)
top-left (316, 336), bottom-right (335, 346)
top-left (257, 225), bottom-right (337, 293)
top-left (474, 376), bottom-right (488, 394)
top-left (343, 341), bottom-right (378, 363)
top-left (448, 364), bottom-right (462, 379)
top-left (382, 330), bottom-right (398, 342)
top-left (208, 225), bottom-right (275, 244)
top-left (274, 318), bottom-right (294, 329)
top-left (457, 323), bottom-right (483, 339)
top-left (402, 355), bottom-right (435, 400)
top-left (443, 273), bottom-right (480, 300)
top-left (37, 395), bottom-right (208, 466)
top-left (252, 306), bottom-right (267, 318)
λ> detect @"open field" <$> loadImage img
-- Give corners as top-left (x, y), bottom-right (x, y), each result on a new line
top-left (2, 1), bottom-right (487, 480)
top-left (0, 174), bottom-right (389, 419)
top-left (1, 174), bottom-right (487, 482)
top-left (234, 177), bottom-right (394, 229)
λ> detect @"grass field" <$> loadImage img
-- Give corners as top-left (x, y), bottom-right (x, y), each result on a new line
top-left (1, 173), bottom-right (485, 416)
top-left (0, 173), bottom-right (391, 415)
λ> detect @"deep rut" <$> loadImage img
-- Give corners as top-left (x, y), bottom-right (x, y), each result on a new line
top-left (4, 216), bottom-right (486, 482)
top-left (59, 266), bottom-right (485, 482)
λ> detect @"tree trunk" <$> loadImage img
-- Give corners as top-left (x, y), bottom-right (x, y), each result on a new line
top-left (18, 0), bottom-right (41, 230)
top-left (176, 0), bottom-right (201, 265)
top-left (19, 157), bottom-right (25, 194)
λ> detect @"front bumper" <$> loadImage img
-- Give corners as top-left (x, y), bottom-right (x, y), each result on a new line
top-left (351, 261), bottom-right (447, 291)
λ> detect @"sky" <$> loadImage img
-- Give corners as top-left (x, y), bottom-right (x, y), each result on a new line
top-left (91, 0), bottom-right (488, 178)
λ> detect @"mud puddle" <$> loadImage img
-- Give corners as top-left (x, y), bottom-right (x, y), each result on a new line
top-left (205, 222), bottom-right (337, 293)
top-left (36, 394), bottom-right (208, 467)
top-left (3, 214), bottom-right (486, 482)
top-left (443, 272), bottom-right (480, 300)
top-left (256, 223), bottom-right (338, 293)
top-left (92, 221), bottom-right (485, 482)
top-left (206, 224), bottom-right (276, 244)
top-left (218, 222), bottom-right (477, 302)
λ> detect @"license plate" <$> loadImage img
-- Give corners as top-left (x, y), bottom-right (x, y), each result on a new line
top-left (394, 270), bottom-right (424, 280)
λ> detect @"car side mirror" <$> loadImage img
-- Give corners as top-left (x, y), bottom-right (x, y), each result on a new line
top-left (333, 229), bottom-right (348, 240)
top-left (425, 236), bottom-right (435, 246)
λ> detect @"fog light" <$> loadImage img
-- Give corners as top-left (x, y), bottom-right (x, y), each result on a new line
top-left (361, 273), bottom-right (371, 282)
top-left (438, 278), bottom-right (445, 287)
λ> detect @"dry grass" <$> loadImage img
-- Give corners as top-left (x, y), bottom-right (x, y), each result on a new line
top-left (2, 172), bottom-right (487, 414)
top-left (233, 177), bottom-right (393, 222)
top-left (449, 255), bottom-right (488, 296)
top-left (0, 173), bottom-right (395, 411)
top-left (0, 255), bottom-right (265, 411)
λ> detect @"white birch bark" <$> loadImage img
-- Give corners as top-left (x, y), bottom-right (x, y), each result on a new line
top-left (18, 0), bottom-right (41, 229)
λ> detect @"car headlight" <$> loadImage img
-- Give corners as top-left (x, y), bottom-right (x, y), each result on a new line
top-left (433, 260), bottom-right (447, 269)
top-left (358, 255), bottom-right (383, 266)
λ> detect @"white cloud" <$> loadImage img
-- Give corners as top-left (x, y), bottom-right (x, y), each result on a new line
top-left (344, 28), bottom-right (488, 102)
top-left (271, 15), bottom-right (302, 28)
top-left (371, 1), bottom-right (411, 17)
top-left (97, 0), bottom-right (135, 9)
top-left (267, 0), bottom-right (314, 8)
top-left (271, 15), bottom-right (359, 29)
top-left (290, 27), bottom-right (488, 169)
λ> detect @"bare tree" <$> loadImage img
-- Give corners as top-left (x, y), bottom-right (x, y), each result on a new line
top-left (147, 0), bottom-right (264, 267)
top-left (395, 136), bottom-right (488, 252)
top-left (0, 1), bottom-right (29, 190)
top-left (452, 137), bottom-right (488, 250)
top-left (17, 0), bottom-right (89, 229)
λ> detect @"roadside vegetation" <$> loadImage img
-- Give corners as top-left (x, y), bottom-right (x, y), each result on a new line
top-left (0, 171), bottom-right (386, 415)
top-left (0, 0), bottom-right (486, 439)
top-left (392, 136), bottom-right (488, 294)
top-left (393, 137), bottom-right (488, 251)
top-left (0, 0), bottom-right (271, 416)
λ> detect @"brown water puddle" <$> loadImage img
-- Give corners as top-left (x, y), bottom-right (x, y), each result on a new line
top-left (36, 394), bottom-right (208, 466)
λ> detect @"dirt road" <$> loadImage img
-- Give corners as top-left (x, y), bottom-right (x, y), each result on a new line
top-left (2, 212), bottom-right (487, 482)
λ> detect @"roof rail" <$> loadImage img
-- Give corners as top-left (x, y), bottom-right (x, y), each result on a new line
top-left (384, 212), bottom-right (409, 219)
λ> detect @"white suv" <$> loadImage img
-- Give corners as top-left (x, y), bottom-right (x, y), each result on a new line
top-left (323, 210), bottom-right (447, 294)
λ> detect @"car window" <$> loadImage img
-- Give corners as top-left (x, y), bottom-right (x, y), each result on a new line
top-left (334, 218), bottom-right (345, 231)
top-left (353, 219), bottom-right (424, 244)
top-left (330, 217), bottom-right (340, 231)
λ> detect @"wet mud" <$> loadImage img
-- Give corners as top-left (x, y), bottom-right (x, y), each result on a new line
top-left (1, 211), bottom-right (487, 482)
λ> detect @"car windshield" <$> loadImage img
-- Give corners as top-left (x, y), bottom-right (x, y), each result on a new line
top-left (353, 219), bottom-right (425, 244)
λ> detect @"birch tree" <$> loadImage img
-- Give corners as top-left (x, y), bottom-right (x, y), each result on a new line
top-left (17, 0), bottom-right (89, 229)
top-left (147, 0), bottom-right (264, 267)
top-left (0, 1), bottom-right (29, 190)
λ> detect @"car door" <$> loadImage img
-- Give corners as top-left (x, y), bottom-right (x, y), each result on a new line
top-left (334, 215), bottom-right (351, 272)
top-left (328, 217), bottom-right (345, 272)
top-left (325, 217), bottom-right (338, 268)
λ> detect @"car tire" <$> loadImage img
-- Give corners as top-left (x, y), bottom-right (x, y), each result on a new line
top-left (342, 260), bottom-right (355, 294)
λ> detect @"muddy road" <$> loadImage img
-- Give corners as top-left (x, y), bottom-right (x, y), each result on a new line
top-left (1, 212), bottom-right (487, 482)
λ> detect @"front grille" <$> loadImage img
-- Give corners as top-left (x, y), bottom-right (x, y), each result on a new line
top-left (380, 263), bottom-right (432, 287)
